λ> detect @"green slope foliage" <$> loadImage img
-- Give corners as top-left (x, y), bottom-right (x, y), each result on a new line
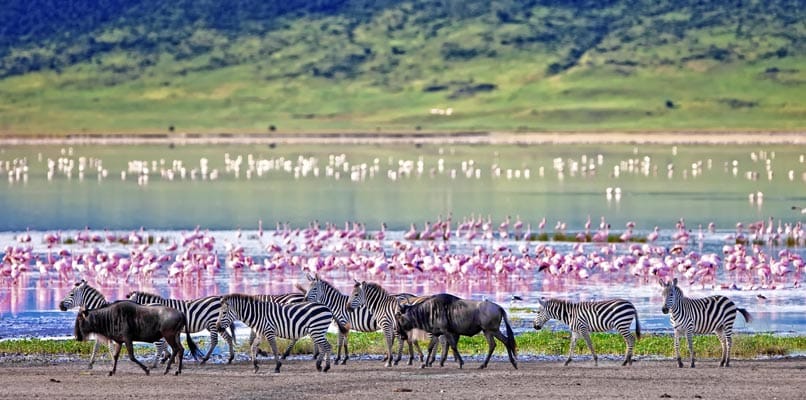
top-left (0, 0), bottom-right (803, 134)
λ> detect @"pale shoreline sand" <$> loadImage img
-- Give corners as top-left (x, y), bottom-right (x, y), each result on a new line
top-left (0, 131), bottom-right (804, 146)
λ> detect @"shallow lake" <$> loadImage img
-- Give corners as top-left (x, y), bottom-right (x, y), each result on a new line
top-left (0, 143), bottom-right (804, 339)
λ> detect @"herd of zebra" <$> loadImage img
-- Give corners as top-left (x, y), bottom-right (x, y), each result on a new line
top-left (59, 274), bottom-right (751, 375)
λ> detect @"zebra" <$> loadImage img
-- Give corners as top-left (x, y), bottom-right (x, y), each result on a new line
top-left (249, 292), bottom-right (308, 359)
top-left (303, 273), bottom-right (378, 365)
top-left (346, 280), bottom-right (404, 367)
top-left (659, 277), bottom-right (751, 368)
top-left (216, 293), bottom-right (332, 373)
top-left (58, 280), bottom-right (118, 369)
top-left (533, 297), bottom-right (641, 366)
top-left (126, 291), bottom-right (237, 364)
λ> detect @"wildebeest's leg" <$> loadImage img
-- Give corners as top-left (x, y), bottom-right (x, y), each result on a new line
top-left (164, 332), bottom-right (184, 375)
top-left (109, 341), bottom-right (122, 376)
top-left (565, 331), bottom-right (578, 366)
top-left (340, 330), bottom-right (350, 365)
top-left (444, 333), bottom-right (464, 369)
top-left (421, 335), bottom-right (439, 368)
top-left (479, 331), bottom-right (497, 369)
top-left (125, 340), bottom-right (150, 375)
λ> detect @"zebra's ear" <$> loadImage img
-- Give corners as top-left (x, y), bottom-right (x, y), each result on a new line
top-left (672, 277), bottom-right (678, 286)
top-left (537, 297), bottom-right (546, 307)
top-left (658, 278), bottom-right (666, 287)
top-left (306, 272), bottom-right (315, 281)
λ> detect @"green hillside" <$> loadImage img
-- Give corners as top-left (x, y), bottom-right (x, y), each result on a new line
top-left (0, 0), bottom-right (803, 135)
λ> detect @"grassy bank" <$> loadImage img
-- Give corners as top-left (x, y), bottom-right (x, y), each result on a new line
top-left (3, 332), bottom-right (804, 360)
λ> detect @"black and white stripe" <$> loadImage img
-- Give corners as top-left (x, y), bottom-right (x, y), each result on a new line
top-left (217, 293), bottom-right (332, 373)
top-left (533, 297), bottom-right (641, 366)
top-left (59, 280), bottom-right (117, 369)
top-left (660, 278), bottom-right (751, 368)
top-left (126, 291), bottom-right (236, 364)
top-left (250, 292), bottom-right (307, 358)
top-left (304, 273), bottom-right (377, 365)
top-left (347, 281), bottom-right (402, 367)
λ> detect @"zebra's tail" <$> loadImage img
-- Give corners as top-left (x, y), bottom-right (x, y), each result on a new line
top-left (634, 313), bottom-right (641, 341)
top-left (184, 315), bottom-right (203, 360)
top-left (737, 308), bottom-right (752, 323)
top-left (501, 309), bottom-right (517, 357)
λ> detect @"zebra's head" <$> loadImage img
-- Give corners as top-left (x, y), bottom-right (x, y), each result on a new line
top-left (659, 278), bottom-right (679, 314)
top-left (346, 280), bottom-right (365, 312)
top-left (59, 280), bottom-right (88, 311)
top-left (304, 273), bottom-right (323, 303)
top-left (532, 298), bottom-right (551, 330)
top-left (216, 296), bottom-right (232, 332)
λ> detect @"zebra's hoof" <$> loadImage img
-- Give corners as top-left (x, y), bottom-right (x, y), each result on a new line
top-left (323, 364), bottom-right (331, 373)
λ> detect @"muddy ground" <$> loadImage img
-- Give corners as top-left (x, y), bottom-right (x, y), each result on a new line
top-left (0, 355), bottom-right (803, 400)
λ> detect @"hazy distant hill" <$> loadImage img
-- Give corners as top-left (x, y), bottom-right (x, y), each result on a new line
top-left (0, 0), bottom-right (803, 133)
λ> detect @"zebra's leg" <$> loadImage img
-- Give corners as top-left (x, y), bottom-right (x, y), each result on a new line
top-left (252, 330), bottom-right (269, 358)
top-left (218, 328), bottom-right (236, 364)
top-left (393, 334), bottom-right (405, 366)
top-left (151, 340), bottom-right (163, 369)
top-left (383, 326), bottom-right (396, 368)
top-left (200, 330), bottom-right (218, 364)
top-left (724, 332), bottom-right (733, 367)
top-left (281, 338), bottom-right (298, 359)
top-left (564, 331), bottom-right (578, 366)
top-left (580, 331), bottom-right (598, 366)
top-left (685, 330), bottom-right (695, 368)
top-left (673, 327), bottom-right (684, 368)
top-left (250, 333), bottom-right (263, 373)
top-left (314, 333), bottom-right (332, 372)
top-left (266, 334), bottom-right (282, 373)
top-left (716, 329), bottom-right (728, 367)
top-left (88, 338), bottom-right (101, 369)
top-left (622, 330), bottom-right (636, 366)
top-left (479, 331), bottom-right (497, 369)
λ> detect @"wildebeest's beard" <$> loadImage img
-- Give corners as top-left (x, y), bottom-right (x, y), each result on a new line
top-left (74, 313), bottom-right (86, 342)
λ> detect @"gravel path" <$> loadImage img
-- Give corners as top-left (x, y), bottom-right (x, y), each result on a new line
top-left (0, 356), bottom-right (803, 399)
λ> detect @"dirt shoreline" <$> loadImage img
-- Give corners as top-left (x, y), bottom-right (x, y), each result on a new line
top-left (1, 131), bottom-right (804, 146)
top-left (0, 357), bottom-right (803, 399)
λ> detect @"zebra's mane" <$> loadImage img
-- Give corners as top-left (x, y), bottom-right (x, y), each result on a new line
top-left (76, 283), bottom-right (108, 302)
top-left (129, 291), bottom-right (165, 300)
top-left (363, 282), bottom-right (390, 296)
top-left (315, 277), bottom-right (342, 294)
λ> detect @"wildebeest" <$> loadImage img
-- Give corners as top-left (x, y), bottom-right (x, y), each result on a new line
top-left (74, 300), bottom-right (202, 376)
top-left (395, 293), bottom-right (518, 369)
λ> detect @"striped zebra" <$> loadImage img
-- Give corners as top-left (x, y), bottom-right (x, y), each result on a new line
top-left (127, 291), bottom-right (237, 364)
top-left (346, 280), bottom-right (404, 367)
top-left (217, 293), bottom-right (333, 373)
top-left (533, 297), bottom-right (641, 366)
top-left (303, 273), bottom-right (377, 365)
top-left (58, 280), bottom-right (118, 369)
top-left (660, 278), bottom-right (751, 368)
top-left (250, 292), bottom-right (308, 359)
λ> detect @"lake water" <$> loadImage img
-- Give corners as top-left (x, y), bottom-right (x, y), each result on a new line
top-left (0, 143), bottom-right (804, 339)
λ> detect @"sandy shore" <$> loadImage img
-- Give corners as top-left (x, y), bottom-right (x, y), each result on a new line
top-left (0, 357), bottom-right (803, 399)
top-left (0, 131), bottom-right (804, 146)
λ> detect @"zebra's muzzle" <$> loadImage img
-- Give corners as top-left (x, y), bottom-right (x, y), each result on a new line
top-left (533, 322), bottom-right (543, 330)
top-left (346, 305), bottom-right (354, 312)
top-left (58, 302), bottom-right (68, 311)
top-left (661, 307), bottom-right (669, 314)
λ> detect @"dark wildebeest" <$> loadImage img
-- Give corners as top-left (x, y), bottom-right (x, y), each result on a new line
top-left (395, 293), bottom-right (518, 369)
top-left (74, 300), bottom-right (202, 376)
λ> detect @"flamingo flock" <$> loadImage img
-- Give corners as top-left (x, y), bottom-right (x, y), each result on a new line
top-left (2, 216), bottom-right (804, 293)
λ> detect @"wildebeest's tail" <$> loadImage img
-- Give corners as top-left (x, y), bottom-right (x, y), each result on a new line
top-left (184, 315), bottom-right (203, 360)
top-left (501, 308), bottom-right (517, 357)
top-left (737, 308), bottom-right (752, 323)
